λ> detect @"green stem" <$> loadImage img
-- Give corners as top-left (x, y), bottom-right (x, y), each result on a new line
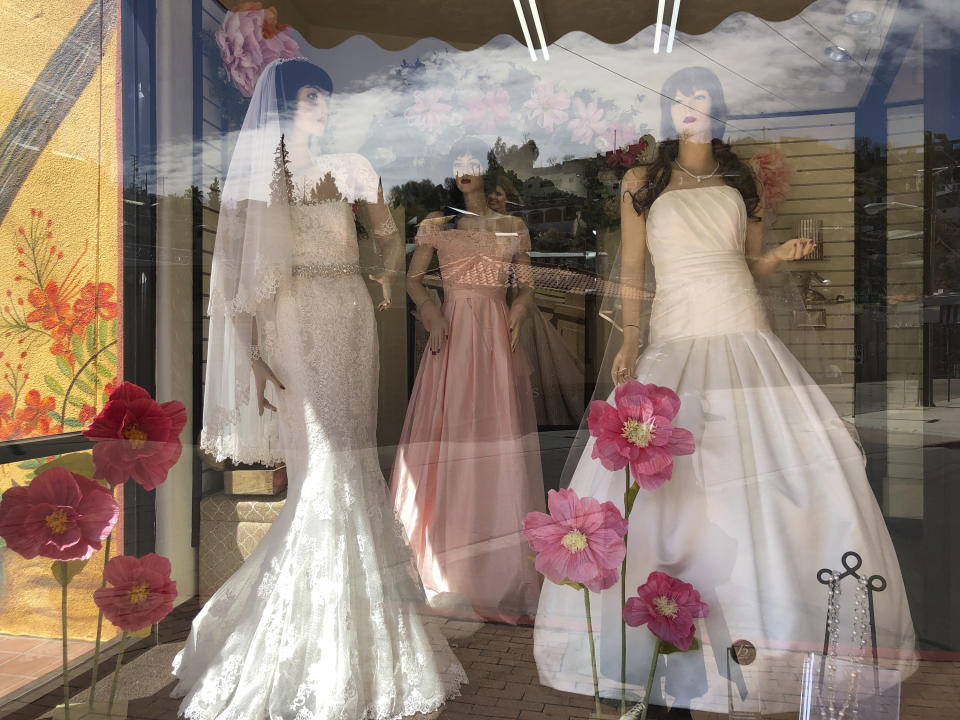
top-left (621, 466), bottom-right (631, 714)
top-left (88, 530), bottom-right (112, 707)
top-left (60, 566), bottom-right (70, 720)
top-left (107, 631), bottom-right (129, 715)
top-left (583, 589), bottom-right (601, 717)
top-left (639, 641), bottom-right (662, 720)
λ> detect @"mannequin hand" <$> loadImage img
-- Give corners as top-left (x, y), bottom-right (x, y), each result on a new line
top-left (508, 301), bottom-right (529, 352)
top-left (252, 357), bottom-right (285, 416)
top-left (611, 342), bottom-right (639, 386)
top-left (772, 238), bottom-right (817, 262)
top-left (425, 314), bottom-right (449, 355)
top-left (369, 272), bottom-right (394, 311)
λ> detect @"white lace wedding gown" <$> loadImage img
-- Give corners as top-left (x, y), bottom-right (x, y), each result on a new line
top-left (533, 185), bottom-right (916, 713)
top-left (173, 196), bottom-right (466, 719)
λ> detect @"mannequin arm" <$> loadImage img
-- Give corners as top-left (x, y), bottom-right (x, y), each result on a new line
top-left (508, 224), bottom-right (535, 351)
top-left (613, 168), bottom-right (649, 383)
top-left (745, 190), bottom-right (816, 278)
top-left (249, 314), bottom-right (284, 414)
top-left (356, 180), bottom-right (404, 308)
top-left (407, 237), bottom-right (449, 353)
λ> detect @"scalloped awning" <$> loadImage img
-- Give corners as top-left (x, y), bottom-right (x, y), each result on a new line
top-left (257, 0), bottom-right (820, 51)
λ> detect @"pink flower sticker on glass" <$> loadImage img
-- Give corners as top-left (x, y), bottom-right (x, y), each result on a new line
top-left (0, 466), bottom-right (118, 561)
top-left (523, 83), bottom-right (571, 132)
top-left (522, 488), bottom-right (628, 593)
top-left (623, 571), bottom-right (709, 651)
top-left (588, 380), bottom-right (695, 490)
top-left (94, 554), bottom-right (178, 633)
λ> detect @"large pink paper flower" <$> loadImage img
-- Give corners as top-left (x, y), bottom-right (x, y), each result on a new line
top-left (522, 488), bottom-right (628, 593)
top-left (523, 83), bottom-right (570, 131)
top-left (94, 554), bottom-right (178, 633)
top-left (0, 466), bottom-right (118, 561)
top-left (588, 380), bottom-right (695, 490)
top-left (82, 382), bottom-right (187, 491)
top-left (623, 571), bottom-right (709, 651)
top-left (463, 89), bottom-right (511, 133)
top-left (568, 98), bottom-right (607, 145)
top-left (216, 4), bottom-right (299, 97)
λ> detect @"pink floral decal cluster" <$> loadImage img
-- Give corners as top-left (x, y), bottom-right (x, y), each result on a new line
top-left (216, 1), bottom-right (300, 97)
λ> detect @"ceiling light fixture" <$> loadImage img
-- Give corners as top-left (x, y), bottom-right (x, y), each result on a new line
top-left (844, 0), bottom-right (878, 26)
top-left (511, 0), bottom-right (537, 61)
top-left (527, 0), bottom-right (550, 60)
top-left (825, 33), bottom-right (856, 62)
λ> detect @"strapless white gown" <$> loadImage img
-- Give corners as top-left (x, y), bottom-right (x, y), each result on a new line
top-left (172, 199), bottom-right (466, 719)
top-left (533, 185), bottom-right (915, 713)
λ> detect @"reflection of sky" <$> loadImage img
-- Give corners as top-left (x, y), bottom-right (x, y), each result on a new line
top-left (156, 0), bottom-right (954, 196)
top-left (286, 0), bottom-right (944, 191)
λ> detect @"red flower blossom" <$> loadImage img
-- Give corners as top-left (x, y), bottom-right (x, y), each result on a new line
top-left (93, 554), bottom-right (177, 632)
top-left (623, 571), bottom-right (709, 651)
top-left (26, 282), bottom-right (71, 331)
top-left (0, 466), bottom-right (119, 561)
top-left (72, 282), bottom-right (118, 329)
top-left (522, 488), bottom-right (628, 593)
top-left (588, 380), bottom-right (695, 490)
top-left (15, 390), bottom-right (56, 435)
top-left (82, 382), bottom-right (187, 490)
top-left (748, 150), bottom-right (792, 210)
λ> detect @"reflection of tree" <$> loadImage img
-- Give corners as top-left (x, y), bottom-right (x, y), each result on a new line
top-left (493, 138), bottom-right (539, 177)
top-left (270, 135), bottom-right (294, 206)
top-left (388, 179), bottom-right (451, 237)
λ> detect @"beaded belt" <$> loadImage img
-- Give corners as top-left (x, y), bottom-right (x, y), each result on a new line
top-left (292, 262), bottom-right (361, 278)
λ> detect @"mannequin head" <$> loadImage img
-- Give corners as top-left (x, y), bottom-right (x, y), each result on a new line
top-left (276, 59), bottom-right (333, 138)
top-left (448, 137), bottom-right (490, 194)
top-left (659, 66), bottom-right (727, 143)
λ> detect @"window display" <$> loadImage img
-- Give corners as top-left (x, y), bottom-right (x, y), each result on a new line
top-left (2, 0), bottom-right (959, 718)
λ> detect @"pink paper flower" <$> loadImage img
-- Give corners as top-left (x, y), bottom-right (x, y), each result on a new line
top-left (94, 554), bottom-right (178, 633)
top-left (83, 382), bottom-right (187, 491)
top-left (405, 88), bottom-right (458, 135)
top-left (588, 380), bottom-right (695, 490)
top-left (568, 98), bottom-right (607, 145)
top-left (522, 488), bottom-right (628, 593)
top-left (748, 150), bottom-right (792, 210)
top-left (0, 466), bottom-right (118, 561)
top-left (624, 571), bottom-right (709, 651)
top-left (216, 4), bottom-right (299, 97)
top-left (463, 89), bottom-right (511, 133)
top-left (523, 83), bottom-right (570, 131)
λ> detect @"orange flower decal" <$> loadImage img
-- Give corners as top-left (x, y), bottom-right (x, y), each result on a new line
top-left (73, 282), bottom-right (118, 329)
top-left (26, 282), bottom-right (72, 331)
top-left (15, 390), bottom-right (57, 435)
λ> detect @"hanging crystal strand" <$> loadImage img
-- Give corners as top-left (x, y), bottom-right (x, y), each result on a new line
top-left (820, 571), bottom-right (842, 720)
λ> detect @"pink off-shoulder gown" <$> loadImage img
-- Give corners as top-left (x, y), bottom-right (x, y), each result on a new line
top-left (390, 224), bottom-right (545, 624)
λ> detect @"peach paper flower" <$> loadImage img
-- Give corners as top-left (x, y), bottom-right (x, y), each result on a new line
top-left (94, 554), bottom-right (178, 632)
top-left (0, 466), bottom-right (118, 561)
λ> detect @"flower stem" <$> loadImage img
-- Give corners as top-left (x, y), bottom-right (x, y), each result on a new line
top-left (583, 589), bottom-right (601, 716)
top-left (639, 641), bottom-right (662, 720)
top-left (621, 466), bottom-right (631, 714)
top-left (88, 529), bottom-right (112, 707)
top-left (107, 631), bottom-right (128, 715)
top-left (60, 566), bottom-right (70, 720)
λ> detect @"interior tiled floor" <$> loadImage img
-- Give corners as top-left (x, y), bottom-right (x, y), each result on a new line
top-left (0, 636), bottom-right (94, 705)
top-left (0, 598), bottom-right (957, 720)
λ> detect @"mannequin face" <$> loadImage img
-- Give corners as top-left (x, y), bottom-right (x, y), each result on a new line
top-left (453, 153), bottom-right (485, 192)
top-left (488, 185), bottom-right (508, 213)
top-left (670, 88), bottom-right (712, 143)
top-left (292, 85), bottom-right (329, 137)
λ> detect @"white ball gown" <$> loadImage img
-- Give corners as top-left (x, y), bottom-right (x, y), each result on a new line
top-left (533, 184), bottom-right (916, 713)
top-left (172, 188), bottom-right (466, 719)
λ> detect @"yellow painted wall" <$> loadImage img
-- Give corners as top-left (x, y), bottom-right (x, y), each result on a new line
top-left (0, 2), bottom-right (123, 640)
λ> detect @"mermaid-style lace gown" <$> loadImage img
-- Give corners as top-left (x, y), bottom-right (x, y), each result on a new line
top-left (533, 185), bottom-right (915, 713)
top-left (172, 198), bottom-right (466, 719)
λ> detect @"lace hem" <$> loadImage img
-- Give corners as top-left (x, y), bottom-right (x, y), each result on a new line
top-left (199, 425), bottom-right (285, 466)
top-left (208, 264), bottom-right (285, 318)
